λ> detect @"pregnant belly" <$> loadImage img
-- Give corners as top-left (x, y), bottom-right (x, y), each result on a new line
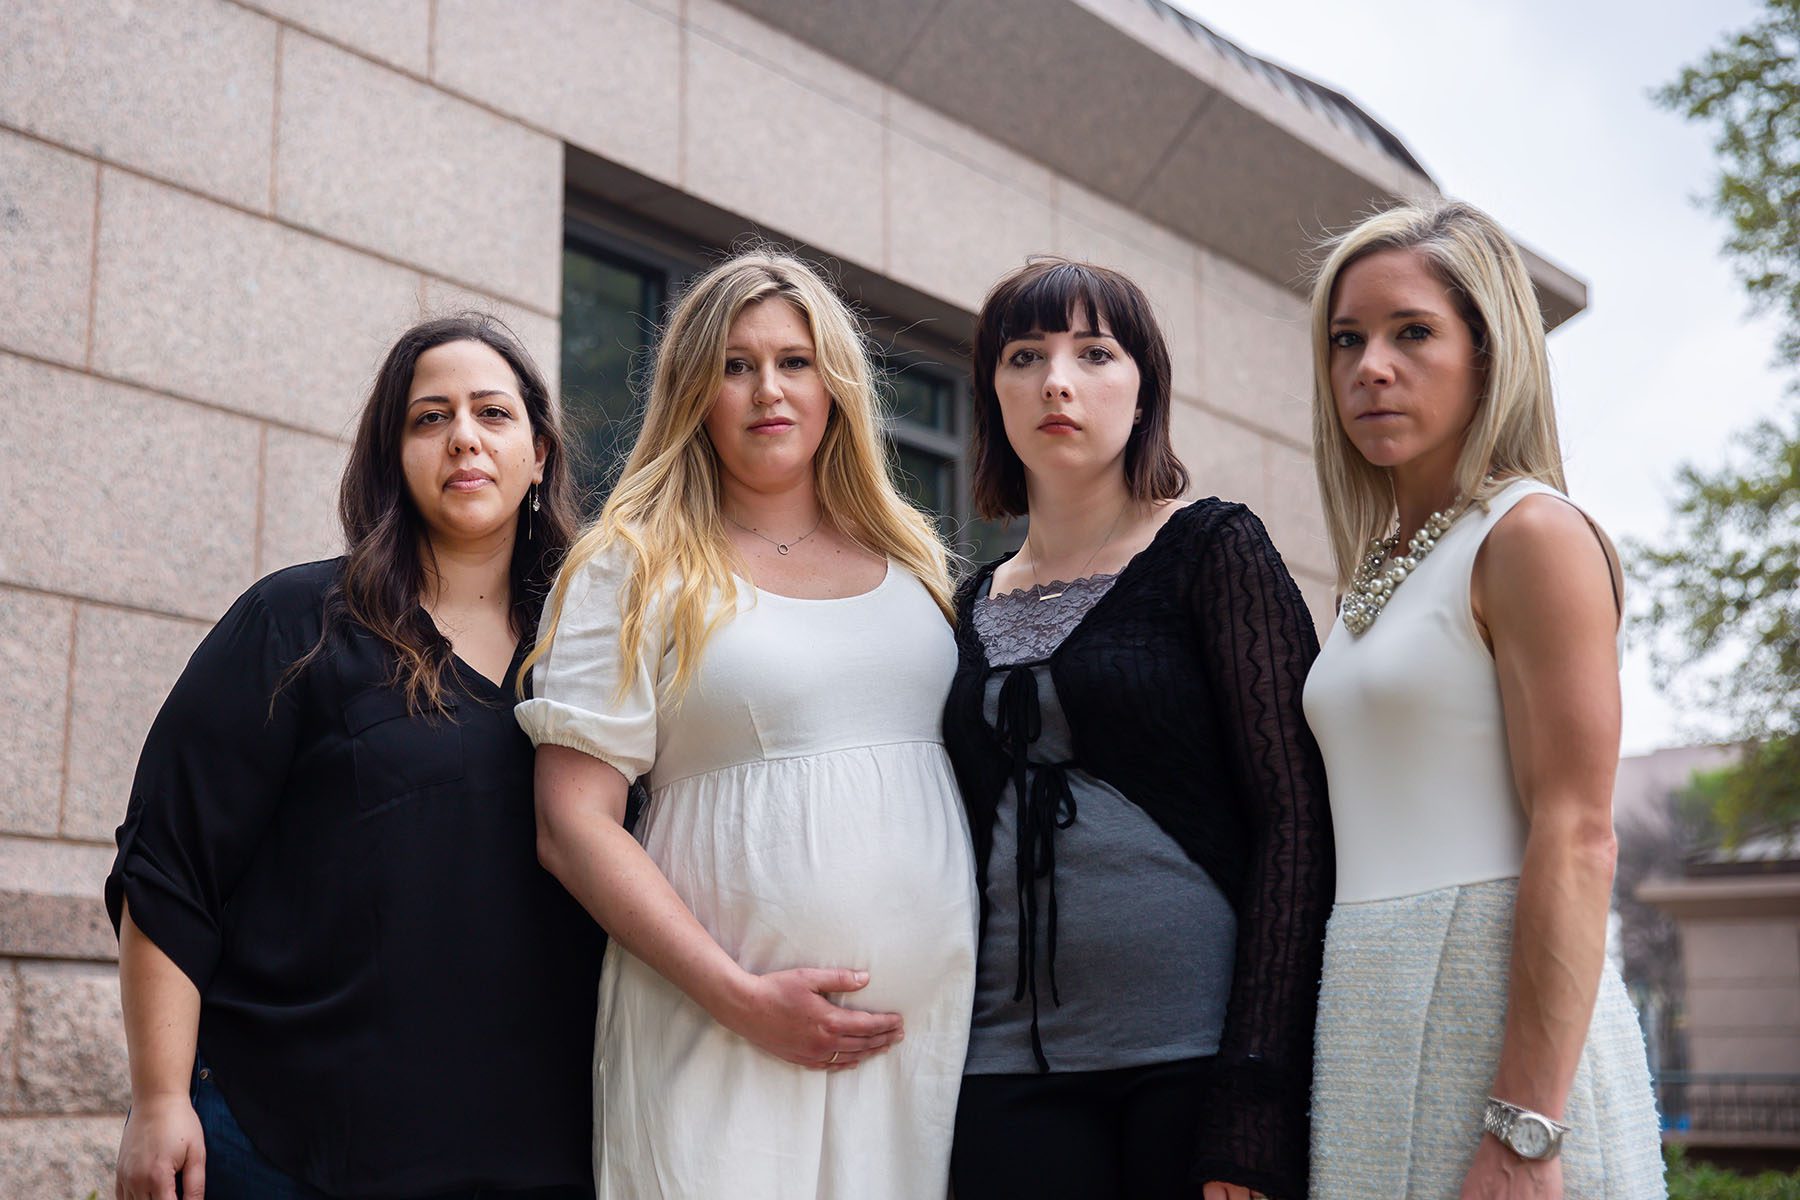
top-left (640, 744), bottom-right (978, 1014)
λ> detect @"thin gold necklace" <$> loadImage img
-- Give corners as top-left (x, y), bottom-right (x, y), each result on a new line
top-left (1025, 503), bottom-right (1128, 601)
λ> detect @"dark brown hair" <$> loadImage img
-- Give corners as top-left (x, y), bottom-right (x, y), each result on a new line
top-left (970, 258), bottom-right (1188, 518)
top-left (288, 314), bottom-right (579, 714)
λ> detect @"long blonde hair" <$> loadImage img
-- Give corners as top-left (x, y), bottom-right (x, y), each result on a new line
top-left (1308, 200), bottom-right (1568, 591)
top-left (525, 248), bottom-right (954, 698)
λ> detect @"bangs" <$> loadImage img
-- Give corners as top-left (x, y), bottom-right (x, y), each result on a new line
top-left (993, 262), bottom-right (1118, 345)
top-left (968, 256), bottom-right (1185, 520)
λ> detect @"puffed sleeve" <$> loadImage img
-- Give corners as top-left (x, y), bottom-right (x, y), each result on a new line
top-left (1189, 505), bottom-right (1335, 1200)
top-left (515, 543), bottom-right (662, 783)
top-left (105, 582), bottom-right (305, 993)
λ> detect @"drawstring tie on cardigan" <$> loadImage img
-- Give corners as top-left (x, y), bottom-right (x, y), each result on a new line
top-left (994, 663), bottom-right (1078, 1072)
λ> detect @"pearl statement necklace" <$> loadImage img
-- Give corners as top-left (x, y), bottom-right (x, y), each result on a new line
top-left (1341, 487), bottom-right (1484, 636)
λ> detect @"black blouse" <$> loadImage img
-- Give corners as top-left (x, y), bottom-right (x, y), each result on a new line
top-left (941, 500), bottom-right (1334, 1200)
top-left (105, 559), bottom-right (603, 1199)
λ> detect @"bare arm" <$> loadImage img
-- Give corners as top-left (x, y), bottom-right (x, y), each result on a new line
top-left (534, 744), bottom-right (903, 1069)
top-left (1463, 496), bottom-right (1624, 1197)
top-left (116, 901), bottom-right (205, 1200)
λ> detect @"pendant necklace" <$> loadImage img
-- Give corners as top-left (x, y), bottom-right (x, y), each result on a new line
top-left (1025, 502), bottom-right (1128, 602)
top-left (725, 510), bottom-right (824, 556)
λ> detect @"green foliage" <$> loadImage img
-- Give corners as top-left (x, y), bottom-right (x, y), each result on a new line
top-left (1634, 408), bottom-right (1799, 721)
top-left (1630, 405), bottom-right (1800, 842)
top-left (1640, 6), bottom-right (1800, 840)
top-left (1683, 739), bottom-right (1800, 848)
top-left (1666, 1145), bottom-right (1800, 1198)
top-left (1656, 0), bottom-right (1800, 368)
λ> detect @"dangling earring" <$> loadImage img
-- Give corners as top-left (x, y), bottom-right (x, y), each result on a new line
top-left (527, 483), bottom-right (540, 541)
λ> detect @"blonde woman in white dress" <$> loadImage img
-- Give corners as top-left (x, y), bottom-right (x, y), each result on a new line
top-left (516, 250), bottom-right (976, 1199)
top-left (1299, 202), bottom-right (1663, 1199)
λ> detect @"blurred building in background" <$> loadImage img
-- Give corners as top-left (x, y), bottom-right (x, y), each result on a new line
top-left (1614, 746), bottom-right (1800, 1169)
top-left (0, 1), bottom-right (1585, 1191)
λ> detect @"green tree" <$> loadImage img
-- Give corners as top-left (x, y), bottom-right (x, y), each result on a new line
top-left (1657, 0), bottom-right (1800, 368)
top-left (1632, 411), bottom-right (1799, 846)
top-left (1641, 0), bottom-right (1800, 846)
top-left (1686, 743), bottom-right (1800, 850)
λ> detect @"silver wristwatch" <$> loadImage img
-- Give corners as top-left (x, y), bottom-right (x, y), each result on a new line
top-left (1482, 1096), bottom-right (1569, 1161)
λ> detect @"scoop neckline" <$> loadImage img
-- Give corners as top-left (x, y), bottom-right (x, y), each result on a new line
top-left (980, 499), bottom-right (1196, 604)
top-left (734, 559), bottom-right (894, 603)
top-left (966, 500), bottom-right (1201, 665)
top-left (983, 570), bottom-right (1121, 604)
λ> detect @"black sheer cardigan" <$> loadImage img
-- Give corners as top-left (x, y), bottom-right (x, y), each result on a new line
top-left (941, 498), bottom-right (1334, 1199)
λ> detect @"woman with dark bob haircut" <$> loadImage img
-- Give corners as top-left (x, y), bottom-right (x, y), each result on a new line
top-left (941, 259), bottom-right (1334, 1199)
top-left (108, 315), bottom-right (604, 1200)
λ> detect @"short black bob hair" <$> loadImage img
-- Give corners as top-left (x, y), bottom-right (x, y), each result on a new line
top-left (970, 258), bottom-right (1188, 519)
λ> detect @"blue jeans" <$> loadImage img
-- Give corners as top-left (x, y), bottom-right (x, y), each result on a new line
top-left (188, 1059), bottom-right (592, 1200)
top-left (188, 1060), bottom-right (329, 1199)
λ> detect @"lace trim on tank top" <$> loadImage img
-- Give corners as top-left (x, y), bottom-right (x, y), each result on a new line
top-left (971, 572), bottom-right (1119, 1069)
top-left (974, 573), bottom-right (1120, 665)
top-left (943, 501), bottom-right (1334, 1196)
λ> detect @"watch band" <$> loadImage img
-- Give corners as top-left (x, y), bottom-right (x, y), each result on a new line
top-left (1482, 1096), bottom-right (1570, 1161)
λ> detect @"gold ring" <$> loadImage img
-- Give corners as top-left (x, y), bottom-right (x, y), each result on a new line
top-left (827, 1051), bottom-right (840, 1064)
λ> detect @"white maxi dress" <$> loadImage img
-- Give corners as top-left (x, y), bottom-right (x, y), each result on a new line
top-left (516, 547), bottom-right (977, 1200)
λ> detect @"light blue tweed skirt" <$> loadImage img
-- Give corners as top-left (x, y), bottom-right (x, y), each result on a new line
top-left (1311, 878), bottom-right (1665, 1198)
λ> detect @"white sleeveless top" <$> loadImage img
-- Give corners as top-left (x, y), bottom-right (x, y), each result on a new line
top-left (1302, 478), bottom-right (1588, 904)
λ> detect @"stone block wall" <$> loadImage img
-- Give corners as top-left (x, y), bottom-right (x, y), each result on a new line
top-left (1, 1), bottom-right (1338, 1193)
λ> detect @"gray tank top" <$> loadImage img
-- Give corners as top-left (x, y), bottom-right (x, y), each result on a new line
top-left (964, 573), bottom-right (1237, 1074)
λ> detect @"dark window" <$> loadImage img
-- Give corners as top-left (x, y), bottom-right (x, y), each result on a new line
top-left (880, 344), bottom-right (1011, 562)
top-left (559, 219), bottom-right (694, 504)
top-left (559, 210), bottom-right (1013, 561)
top-left (560, 244), bottom-right (662, 503)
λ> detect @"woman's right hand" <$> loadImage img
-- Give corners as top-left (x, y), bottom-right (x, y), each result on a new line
top-left (715, 967), bottom-right (905, 1070)
top-left (116, 1092), bottom-right (205, 1200)
top-left (535, 751), bottom-right (905, 1072)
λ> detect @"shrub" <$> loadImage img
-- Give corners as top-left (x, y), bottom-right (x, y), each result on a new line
top-left (1666, 1145), bottom-right (1800, 1199)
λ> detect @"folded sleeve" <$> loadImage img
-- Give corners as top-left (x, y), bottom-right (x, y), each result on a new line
top-left (104, 583), bottom-right (306, 992)
top-left (515, 543), bottom-right (662, 783)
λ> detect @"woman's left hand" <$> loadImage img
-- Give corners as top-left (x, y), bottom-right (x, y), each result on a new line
top-left (1459, 1135), bottom-right (1563, 1199)
top-left (1202, 1182), bottom-right (1261, 1200)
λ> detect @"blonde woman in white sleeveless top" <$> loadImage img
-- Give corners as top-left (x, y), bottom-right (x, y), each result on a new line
top-left (1299, 202), bottom-right (1663, 1199)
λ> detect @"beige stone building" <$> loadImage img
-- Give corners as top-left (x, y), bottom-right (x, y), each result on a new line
top-left (1640, 835), bottom-right (1800, 1163)
top-left (0, 0), bottom-right (1584, 1192)
top-left (1638, 858), bottom-right (1800, 1166)
top-left (1642, 865), bottom-right (1800, 1076)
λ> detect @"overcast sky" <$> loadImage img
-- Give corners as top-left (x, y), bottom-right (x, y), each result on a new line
top-left (1178, 0), bottom-right (1790, 755)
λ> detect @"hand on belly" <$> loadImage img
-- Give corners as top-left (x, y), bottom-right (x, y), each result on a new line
top-left (710, 964), bottom-right (905, 1072)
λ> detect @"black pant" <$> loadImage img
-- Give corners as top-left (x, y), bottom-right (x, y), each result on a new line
top-left (951, 1057), bottom-right (1212, 1200)
top-left (184, 1057), bottom-right (593, 1200)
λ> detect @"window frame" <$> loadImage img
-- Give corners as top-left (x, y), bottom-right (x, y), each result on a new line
top-left (561, 201), bottom-right (995, 550)
top-left (870, 324), bottom-right (976, 536)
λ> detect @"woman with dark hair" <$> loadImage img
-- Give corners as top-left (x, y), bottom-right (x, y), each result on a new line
top-left (108, 315), bottom-right (603, 1200)
top-left (941, 258), bottom-right (1334, 1199)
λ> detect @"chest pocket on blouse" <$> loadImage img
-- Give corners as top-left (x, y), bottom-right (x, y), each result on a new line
top-left (344, 688), bottom-right (465, 809)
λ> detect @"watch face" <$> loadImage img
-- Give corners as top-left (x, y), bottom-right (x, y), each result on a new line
top-left (1510, 1116), bottom-right (1553, 1158)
